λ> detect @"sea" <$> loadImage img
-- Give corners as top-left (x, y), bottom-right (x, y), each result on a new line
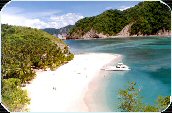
top-left (65, 36), bottom-right (171, 112)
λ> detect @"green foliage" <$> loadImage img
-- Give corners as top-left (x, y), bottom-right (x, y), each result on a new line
top-left (118, 82), bottom-right (170, 112)
top-left (118, 82), bottom-right (144, 112)
top-left (93, 10), bottom-right (127, 35)
top-left (42, 25), bottom-right (74, 35)
top-left (69, 1), bottom-right (170, 38)
top-left (143, 105), bottom-right (158, 112)
top-left (69, 10), bottom-right (127, 38)
top-left (69, 17), bottom-right (95, 38)
top-left (157, 96), bottom-right (170, 111)
top-left (129, 1), bottom-right (171, 35)
top-left (66, 53), bottom-right (74, 61)
top-left (2, 24), bottom-right (74, 111)
top-left (2, 78), bottom-right (30, 112)
top-left (2, 24), bottom-right (73, 83)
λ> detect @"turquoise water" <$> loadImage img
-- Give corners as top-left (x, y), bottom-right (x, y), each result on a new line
top-left (65, 37), bottom-right (171, 111)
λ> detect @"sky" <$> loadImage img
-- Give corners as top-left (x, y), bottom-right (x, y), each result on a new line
top-left (1, 1), bottom-right (141, 29)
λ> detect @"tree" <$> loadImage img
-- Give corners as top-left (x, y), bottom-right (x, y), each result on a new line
top-left (118, 82), bottom-right (144, 112)
top-left (1, 24), bottom-right (74, 111)
top-left (68, 1), bottom-right (171, 39)
top-left (157, 96), bottom-right (170, 112)
top-left (2, 78), bottom-right (30, 112)
top-left (2, 24), bottom-right (74, 83)
top-left (118, 82), bottom-right (170, 112)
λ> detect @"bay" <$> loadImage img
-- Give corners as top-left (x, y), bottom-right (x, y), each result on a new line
top-left (65, 37), bottom-right (171, 111)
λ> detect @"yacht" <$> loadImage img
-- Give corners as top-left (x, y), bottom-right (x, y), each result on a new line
top-left (103, 63), bottom-right (130, 71)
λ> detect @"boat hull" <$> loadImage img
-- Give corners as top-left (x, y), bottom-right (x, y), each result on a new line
top-left (102, 66), bottom-right (130, 71)
top-left (104, 68), bottom-right (130, 71)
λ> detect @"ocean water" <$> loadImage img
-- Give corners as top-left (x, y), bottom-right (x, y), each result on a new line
top-left (65, 37), bottom-right (171, 112)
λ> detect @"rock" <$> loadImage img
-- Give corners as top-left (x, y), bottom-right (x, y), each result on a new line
top-left (66, 23), bottom-right (171, 39)
top-left (82, 29), bottom-right (107, 39)
top-left (157, 29), bottom-right (171, 36)
top-left (116, 23), bottom-right (133, 37)
top-left (67, 29), bottom-right (108, 39)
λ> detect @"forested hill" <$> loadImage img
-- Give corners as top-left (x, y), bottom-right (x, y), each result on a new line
top-left (1, 24), bottom-right (74, 112)
top-left (42, 25), bottom-right (74, 35)
top-left (67, 1), bottom-right (171, 39)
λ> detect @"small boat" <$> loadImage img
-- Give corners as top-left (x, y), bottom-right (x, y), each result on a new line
top-left (103, 63), bottom-right (130, 71)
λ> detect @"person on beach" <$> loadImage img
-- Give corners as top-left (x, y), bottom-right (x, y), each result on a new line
top-left (53, 86), bottom-right (56, 90)
top-left (52, 72), bottom-right (56, 90)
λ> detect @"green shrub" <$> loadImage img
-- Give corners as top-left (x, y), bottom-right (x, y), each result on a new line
top-left (118, 82), bottom-right (170, 112)
top-left (2, 78), bottom-right (30, 112)
top-left (1, 24), bottom-right (74, 112)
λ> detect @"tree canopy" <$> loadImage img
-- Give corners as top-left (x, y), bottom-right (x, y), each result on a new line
top-left (68, 1), bottom-right (171, 39)
top-left (1, 24), bottom-right (74, 111)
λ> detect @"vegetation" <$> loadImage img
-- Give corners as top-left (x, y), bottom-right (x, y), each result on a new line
top-left (68, 1), bottom-right (171, 38)
top-left (42, 25), bottom-right (74, 35)
top-left (69, 10), bottom-right (127, 37)
top-left (1, 24), bottom-right (74, 111)
top-left (2, 78), bottom-right (30, 112)
top-left (127, 1), bottom-right (171, 35)
top-left (118, 82), bottom-right (170, 112)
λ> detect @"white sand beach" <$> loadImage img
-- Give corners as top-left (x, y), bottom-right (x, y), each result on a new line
top-left (24, 53), bottom-right (122, 112)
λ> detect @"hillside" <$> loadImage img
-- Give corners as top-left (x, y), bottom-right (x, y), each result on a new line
top-left (1, 24), bottom-right (74, 111)
top-left (67, 1), bottom-right (171, 39)
top-left (42, 25), bottom-right (74, 36)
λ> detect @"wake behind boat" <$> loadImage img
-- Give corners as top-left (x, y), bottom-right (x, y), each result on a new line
top-left (102, 63), bottom-right (130, 71)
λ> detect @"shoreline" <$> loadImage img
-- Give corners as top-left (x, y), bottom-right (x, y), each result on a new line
top-left (83, 56), bottom-right (123, 112)
top-left (23, 53), bottom-right (122, 112)
top-left (65, 35), bottom-right (171, 40)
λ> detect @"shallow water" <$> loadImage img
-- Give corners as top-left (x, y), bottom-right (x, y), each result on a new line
top-left (65, 37), bottom-right (171, 111)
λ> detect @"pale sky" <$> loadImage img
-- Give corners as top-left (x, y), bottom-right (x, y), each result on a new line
top-left (1, 1), bottom-right (141, 29)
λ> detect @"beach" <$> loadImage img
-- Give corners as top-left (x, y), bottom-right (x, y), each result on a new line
top-left (24, 53), bottom-right (122, 112)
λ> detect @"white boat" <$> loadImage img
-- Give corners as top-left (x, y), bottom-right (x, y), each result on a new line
top-left (103, 63), bottom-right (130, 71)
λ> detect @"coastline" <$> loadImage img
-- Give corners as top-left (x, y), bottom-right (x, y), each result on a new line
top-left (109, 34), bottom-right (171, 38)
top-left (83, 56), bottom-right (123, 112)
top-left (65, 35), bottom-right (171, 40)
top-left (23, 53), bottom-right (122, 112)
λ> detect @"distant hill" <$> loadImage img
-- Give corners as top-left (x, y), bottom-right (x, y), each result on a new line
top-left (67, 1), bottom-right (171, 39)
top-left (42, 25), bottom-right (74, 36)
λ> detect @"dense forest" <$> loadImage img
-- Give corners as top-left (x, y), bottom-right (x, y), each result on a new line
top-left (68, 1), bottom-right (171, 39)
top-left (42, 25), bottom-right (74, 35)
top-left (1, 24), bottom-right (74, 111)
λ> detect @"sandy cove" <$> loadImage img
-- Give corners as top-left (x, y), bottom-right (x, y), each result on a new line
top-left (24, 53), bottom-right (122, 112)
